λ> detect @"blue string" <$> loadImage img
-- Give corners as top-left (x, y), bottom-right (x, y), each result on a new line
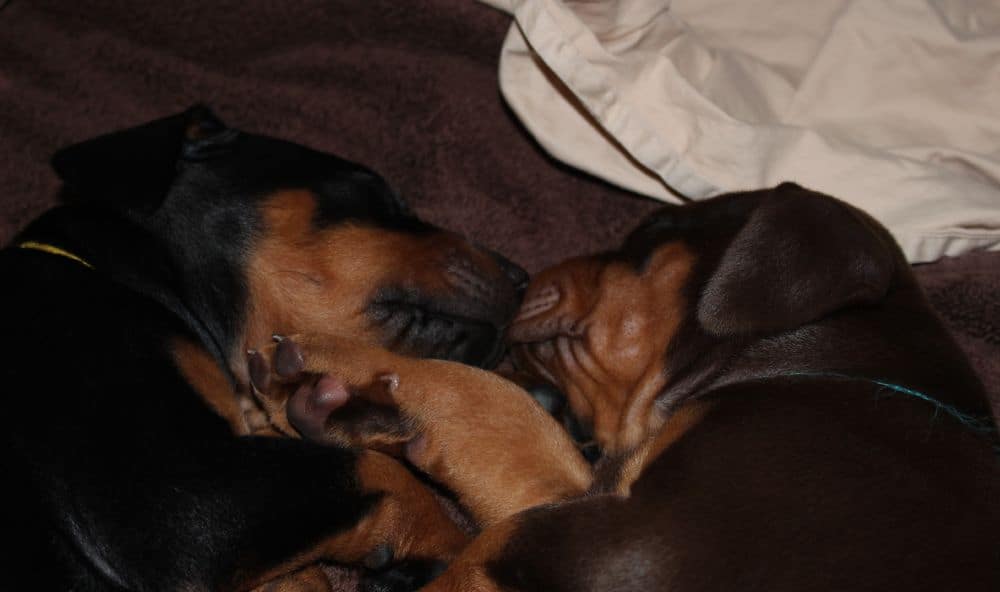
top-left (785, 371), bottom-right (999, 455)
top-left (869, 379), bottom-right (998, 436)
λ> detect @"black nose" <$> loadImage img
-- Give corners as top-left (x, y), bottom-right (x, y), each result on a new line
top-left (492, 253), bottom-right (529, 292)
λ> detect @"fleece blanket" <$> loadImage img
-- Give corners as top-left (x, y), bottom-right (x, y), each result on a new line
top-left (0, 1), bottom-right (997, 589)
top-left (484, 0), bottom-right (1000, 263)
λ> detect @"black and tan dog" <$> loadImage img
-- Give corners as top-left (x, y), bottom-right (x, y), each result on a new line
top-left (251, 184), bottom-right (999, 591)
top-left (0, 106), bottom-right (529, 591)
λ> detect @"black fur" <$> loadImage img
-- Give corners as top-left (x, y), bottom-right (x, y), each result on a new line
top-left (1, 106), bottom-right (521, 590)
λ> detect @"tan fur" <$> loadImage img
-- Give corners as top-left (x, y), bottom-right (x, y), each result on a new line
top-left (511, 242), bottom-right (694, 455)
top-left (611, 400), bottom-right (714, 496)
top-left (236, 190), bottom-right (502, 382)
top-left (185, 187), bottom-right (516, 431)
top-left (245, 243), bottom-right (694, 590)
top-left (240, 450), bottom-right (468, 591)
top-left (177, 329), bottom-right (471, 589)
top-left (420, 516), bottom-right (523, 592)
top-left (173, 185), bottom-right (509, 586)
top-left (256, 334), bottom-right (593, 527)
top-left (172, 337), bottom-right (258, 434)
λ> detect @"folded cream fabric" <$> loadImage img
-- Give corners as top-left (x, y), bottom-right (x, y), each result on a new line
top-left (481, 0), bottom-right (1000, 262)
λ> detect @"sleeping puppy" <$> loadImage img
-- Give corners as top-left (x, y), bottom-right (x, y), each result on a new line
top-left (0, 106), bottom-right (527, 591)
top-left (253, 183), bottom-right (999, 591)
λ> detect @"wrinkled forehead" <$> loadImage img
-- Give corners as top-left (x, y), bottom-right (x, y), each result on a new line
top-left (619, 192), bottom-right (763, 269)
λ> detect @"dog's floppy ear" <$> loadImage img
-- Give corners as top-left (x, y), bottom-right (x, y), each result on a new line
top-left (51, 104), bottom-right (231, 211)
top-left (697, 183), bottom-right (895, 336)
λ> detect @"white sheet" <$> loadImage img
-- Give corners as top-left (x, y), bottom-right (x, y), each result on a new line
top-left (481, 0), bottom-right (1000, 262)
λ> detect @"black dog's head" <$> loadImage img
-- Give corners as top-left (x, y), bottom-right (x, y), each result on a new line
top-left (51, 105), bottom-right (526, 370)
top-left (509, 183), bottom-right (911, 455)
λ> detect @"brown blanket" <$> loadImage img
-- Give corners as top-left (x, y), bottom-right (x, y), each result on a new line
top-left (1, 1), bottom-right (997, 588)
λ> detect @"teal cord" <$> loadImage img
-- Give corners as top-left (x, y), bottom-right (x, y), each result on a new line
top-left (868, 379), bottom-right (997, 436)
top-left (785, 371), bottom-right (999, 455)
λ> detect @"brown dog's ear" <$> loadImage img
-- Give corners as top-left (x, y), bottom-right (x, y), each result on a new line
top-left (697, 183), bottom-right (896, 336)
top-left (51, 104), bottom-right (231, 211)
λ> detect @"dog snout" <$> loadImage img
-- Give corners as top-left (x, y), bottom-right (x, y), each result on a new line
top-left (491, 252), bottom-right (529, 293)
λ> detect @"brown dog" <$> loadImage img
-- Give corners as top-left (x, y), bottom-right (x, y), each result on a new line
top-left (251, 183), bottom-right (999, 591)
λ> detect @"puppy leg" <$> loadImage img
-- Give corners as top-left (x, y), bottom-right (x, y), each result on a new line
top-left (413, 517), bottom-right (523, 592)
top-left (249, 334), bottom-right (592, 526)
top-left (240, 448), bottom-right (468, 591)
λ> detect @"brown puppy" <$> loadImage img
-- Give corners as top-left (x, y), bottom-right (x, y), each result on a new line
top-left (257, 184), bottom-right (999, 592)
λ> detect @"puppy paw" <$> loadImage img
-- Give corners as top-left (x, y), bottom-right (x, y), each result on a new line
top-left (247, 335), bottom-right (418, 452)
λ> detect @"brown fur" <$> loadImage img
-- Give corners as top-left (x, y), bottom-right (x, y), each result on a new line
top-left (595, 399), bottom-right (715, 496)
top-left (240, 190), bottom-right (505, 368)
top-left (419, 518), bottom-right (523, 592)
top-left (171, 187), bottom-right (523, 586)
top-left (511, 242), bottom-right (694, 454)
top-left (240, 450), bottom-right (468, 591)
top-left (239, 186), bottom-right (996, 592)
top-left (487, 188), bottom-right (1000, 592)
top-left (173, 337), bottom-right (251, 433)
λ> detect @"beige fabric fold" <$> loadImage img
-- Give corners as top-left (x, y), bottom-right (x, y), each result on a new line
top-left (482, 0), bottom-right (1000, 262)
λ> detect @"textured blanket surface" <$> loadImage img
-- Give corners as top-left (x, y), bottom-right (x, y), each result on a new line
top-left (0, 1), bottom-right (997, 588)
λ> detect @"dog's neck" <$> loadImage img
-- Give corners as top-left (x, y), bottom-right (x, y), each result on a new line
top-left (19, 204), bottom-right (246, 386)
top-left (660, 288), bottom-right (990, 418)
top-left (149, 192), bottom-right (256, 350)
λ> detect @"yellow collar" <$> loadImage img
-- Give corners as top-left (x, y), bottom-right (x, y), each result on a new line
top-left (17, 241), bottom-right (94, 270)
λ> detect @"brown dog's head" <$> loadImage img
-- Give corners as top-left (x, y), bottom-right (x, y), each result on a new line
top-left (51, 106), bottom-right (526, 375)
top-left (509, 183), bottom-right (903, 456)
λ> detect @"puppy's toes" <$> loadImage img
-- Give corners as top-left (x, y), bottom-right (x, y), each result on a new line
top-left (273, 334), bottom-right (306, 379)
top-left (247, 349), bottom-right (272, 395)
top-left (247, 334), bottom-right (418, 451)
top-left (246, 335), bottom-right (334, 437)
top-left (247, 335), bottom-right (310, 399)
top-left (287, 375), bottom-right (353, 441)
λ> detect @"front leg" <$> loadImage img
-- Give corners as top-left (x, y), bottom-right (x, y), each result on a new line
top-left (249, 334), bottom-right (593, 527)
top-left (227, 445), bottom-right (468, 592)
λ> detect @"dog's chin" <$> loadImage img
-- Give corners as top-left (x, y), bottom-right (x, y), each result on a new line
top-left (509, 341), bottom-right (559, 385)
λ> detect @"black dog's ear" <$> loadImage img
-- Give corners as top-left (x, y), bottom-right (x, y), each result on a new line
top-left (51, 104), bottom-right (231, 210)
top-left (697, 183), bottom-right (896, 337)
